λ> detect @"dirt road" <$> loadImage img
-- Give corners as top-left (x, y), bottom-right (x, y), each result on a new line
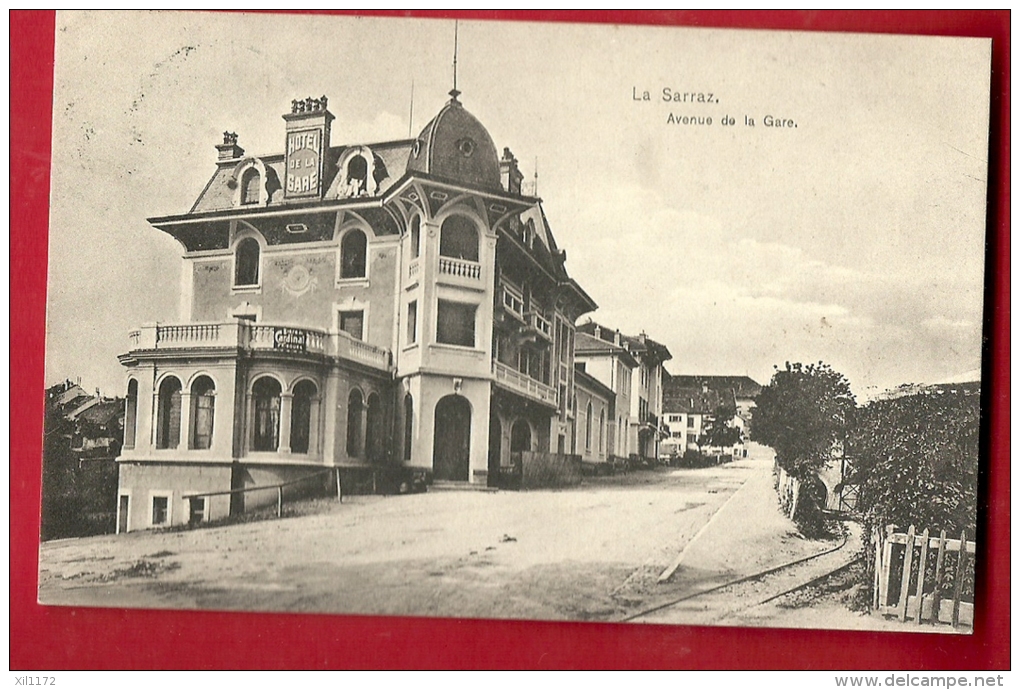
top-left (38, 448), bottom-right (850, 624)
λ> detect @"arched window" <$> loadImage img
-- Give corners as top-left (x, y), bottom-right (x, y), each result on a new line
top-left (290, 380), bottom-right (317, 454)
top-left (346, 389), bottom-right (364, 457)
top-left (366, 393), bottom-right (384, 462)
top-left (340, 230), bottom-right (368, 279)
top-left (235, 238), bottom-right (260, 287)
top-left (189, 376), bottom-right (215, 450)
top-left (252, 377), bottom-right (281, 451)
top-left (439, 215), bottom-right (479, 262)
top-left (403, 394), bottom-right (414, 461)
top-left (585, 401), bottom-right (593, 452)
top-left (346, 156), bottom-right (368, 196)
top-left (156, 376), bottom-right (182, 449)
top-left (410, 216), bottom-right (421, 259)
top-left (241, 168), bottom-right (261, 205)
top-left (599, 409), bottom-right (605, 454)
top-left (124, 379), bottom-right (138, 449)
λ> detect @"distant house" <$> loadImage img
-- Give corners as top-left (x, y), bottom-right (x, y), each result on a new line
top-left (42, 381), bottom-right (124, 539)
top-left (661, 377), bottom-right (749, 460)
top-left (667, 375), bottom-right (761, 419)
top-left (70, 398), bottom-right (125, 459)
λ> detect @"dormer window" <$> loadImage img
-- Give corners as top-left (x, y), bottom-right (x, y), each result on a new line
top-left (345, 155), bottom-right (368, 197)
top-left (241, 168), bottom-right (261, 205)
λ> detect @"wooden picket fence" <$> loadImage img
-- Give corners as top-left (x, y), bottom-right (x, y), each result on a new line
top-left (873, 524), bottom-right (975, 629)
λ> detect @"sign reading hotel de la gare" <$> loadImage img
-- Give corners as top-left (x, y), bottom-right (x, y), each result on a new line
top-left (286, 128), bottom-right (323, 197)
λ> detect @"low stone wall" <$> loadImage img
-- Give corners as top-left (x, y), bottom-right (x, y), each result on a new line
top-left (519, 451), bottom-right (582, 490)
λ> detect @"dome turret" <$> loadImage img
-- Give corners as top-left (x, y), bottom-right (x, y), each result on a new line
top-left (406, 96), bottom-right (501, 190)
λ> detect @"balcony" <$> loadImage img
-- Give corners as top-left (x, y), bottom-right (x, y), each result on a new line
top-left (125, 321), bottom-right (391, 371)
top-left (524, 311), bottom-right (553, 341)
top-left (437, 256), bottom-right (482, 287)
top-left (491, 360), bottom-right (558, 408)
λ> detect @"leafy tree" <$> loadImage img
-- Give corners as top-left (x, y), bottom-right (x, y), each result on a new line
top-left (702, 404), bottom-right (742, 450)
top-left (751, 362), bottom-right (856, 479)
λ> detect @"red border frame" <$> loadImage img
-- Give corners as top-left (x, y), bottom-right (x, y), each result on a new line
top-left (11, 11), bottom-right (1009, 670)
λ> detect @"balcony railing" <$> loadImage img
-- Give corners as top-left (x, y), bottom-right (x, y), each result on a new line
top-left (492, 360), bottom-right (558, 407)
top-left (127, 321), bottom-right (391, 371)
top-left (438, 256), bottom-right (481, 280)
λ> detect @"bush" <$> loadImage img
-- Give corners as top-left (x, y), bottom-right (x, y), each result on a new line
top-left (850, 389), bottom-right (979, 537)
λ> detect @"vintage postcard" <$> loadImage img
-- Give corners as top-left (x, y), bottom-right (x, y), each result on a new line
top-left (38, 11), bottom-right (991, 635)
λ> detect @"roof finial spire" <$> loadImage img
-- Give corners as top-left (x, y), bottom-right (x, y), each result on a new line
top-left (449, 20), bottom-right (461, 102)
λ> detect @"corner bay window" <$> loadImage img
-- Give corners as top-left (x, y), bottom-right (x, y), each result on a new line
top-left (252, 377), bottom-right (282, 451)
top-left (189, 376), bottom-right (215, 450)
top-left (289, 380), bottom-right (317, 454)
top-left (436, 300), bottom-right (476, 347)
top-left (156, 376), bottom-right (182, 449)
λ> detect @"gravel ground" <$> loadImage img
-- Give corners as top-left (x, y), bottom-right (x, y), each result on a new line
top-left (37, 446), bottom-right (917, 631)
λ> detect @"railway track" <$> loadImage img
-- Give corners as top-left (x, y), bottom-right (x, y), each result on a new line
top-left (620, 529), bottom-right (857, 624)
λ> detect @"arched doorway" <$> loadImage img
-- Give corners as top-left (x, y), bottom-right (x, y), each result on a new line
top-left (433, 395), bottom-right (471, 481)
top-left (510, 419), bottom-right (532, 453)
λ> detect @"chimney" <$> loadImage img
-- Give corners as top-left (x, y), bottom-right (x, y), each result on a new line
top-left (614, 330), bottom-right (621, 346)
top-left (500, 147), bottom-right (523, 195)
top-left (702, 382), bottom-right (709, 394)
top-left (283, 95), bottom-right (334, 199)
top-left (216, 131), bottom-right (244, 162)
top-left (639, 331), bottom-right (647, 344)
top-left (593, 325), bottom-right (602, 340)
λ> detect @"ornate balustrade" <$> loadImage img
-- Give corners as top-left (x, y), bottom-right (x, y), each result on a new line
top-left (127, 321), bottom-right (390, 371)
top-left (438, 256), bottom-right (482, 280)
top-left (491, 359), bottom-right (558, 407)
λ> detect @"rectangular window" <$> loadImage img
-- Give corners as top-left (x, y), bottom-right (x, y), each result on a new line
top-left (687, 416), bottom-right (695, 429)
top-left (188, 497), bottom-right (206, 525)
top-left (436, 300), bottom-right (476, 347)
top-left (151, 495), bottom-right (170, 526)
top-left (339, 310), bottom-right (364, 340)
top-left (406, 301), bottom-right (417, 344)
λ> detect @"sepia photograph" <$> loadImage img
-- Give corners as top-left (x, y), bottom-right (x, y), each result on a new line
top-left (35, 10), bottom-right (993, 641)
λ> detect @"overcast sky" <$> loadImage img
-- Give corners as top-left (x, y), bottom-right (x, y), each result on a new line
top-left (46, 12), bottom-right (991, 398)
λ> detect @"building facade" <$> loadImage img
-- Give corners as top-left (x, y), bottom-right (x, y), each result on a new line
top-left (116, 91), bottom-right (595, 531)
top-left (575, 322), bottom-right (671, 464)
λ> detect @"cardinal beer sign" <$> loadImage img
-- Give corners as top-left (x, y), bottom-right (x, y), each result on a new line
top-left (273, 327), bottom-right (307, 353)
top-left (285, 128), bottom-right (323, 198)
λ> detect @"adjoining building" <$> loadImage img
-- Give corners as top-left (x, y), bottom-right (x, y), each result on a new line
top-left (574, 322), bottom-right (671, 466)
top-left (572, 363), bottom-right (616, 471)
top-left (116, 89), bottom-right (596, 531)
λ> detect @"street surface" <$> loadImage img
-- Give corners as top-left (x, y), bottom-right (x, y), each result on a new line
top-left (38, 444), bottom-right (885, 628)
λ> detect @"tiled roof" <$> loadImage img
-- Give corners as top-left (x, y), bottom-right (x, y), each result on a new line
top-left (575, 321), bottom-right (672, 363)
top-left (668, 375), bottom-right (761, 399)
top-left (662, 387), bottom-right (727, 415)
